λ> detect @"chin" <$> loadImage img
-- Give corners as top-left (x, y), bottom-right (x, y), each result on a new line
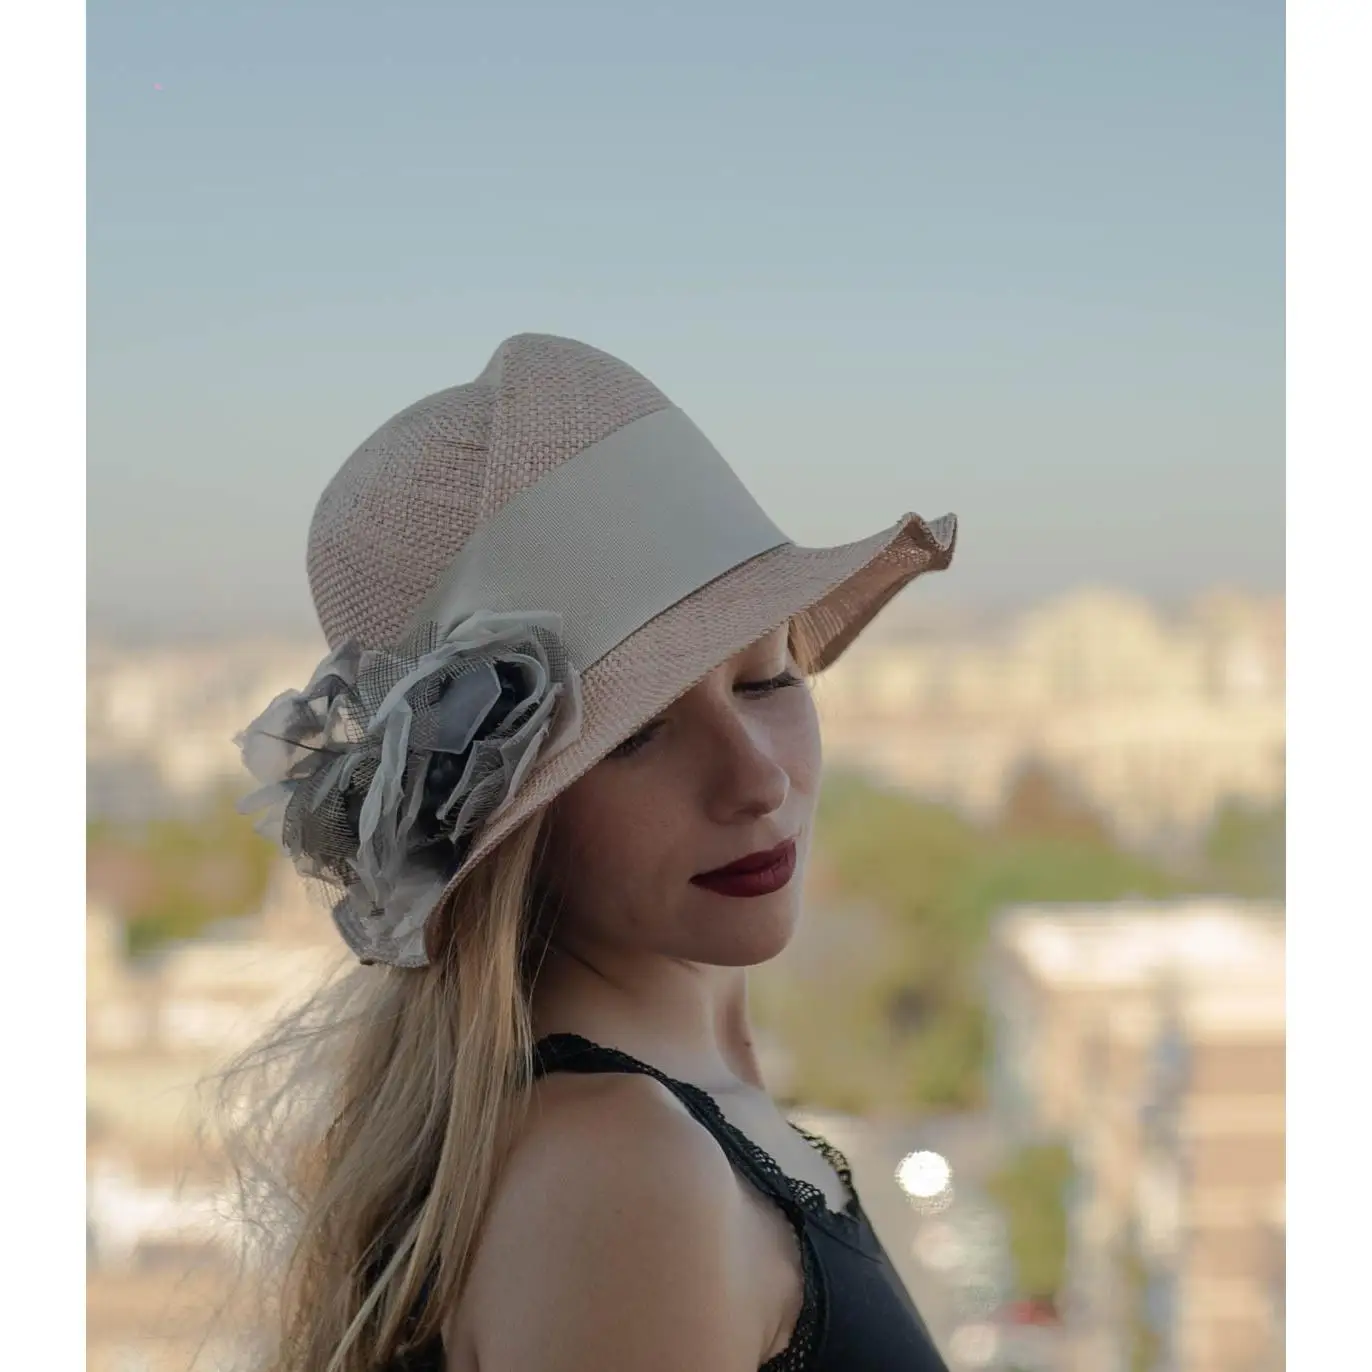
top-left (685, 892), bottom-right (803, 967)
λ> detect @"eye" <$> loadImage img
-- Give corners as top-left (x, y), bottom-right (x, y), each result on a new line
top-left (606, 671), bottom-right (803, 761)
top-left (607, 722), bottom-right (659, 760)
top-left (739, 670), bottom-right (804, 698)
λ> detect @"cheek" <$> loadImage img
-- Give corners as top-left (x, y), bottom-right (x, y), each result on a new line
top-left (548, 690), bottom-right (822, 880)
top-left (547, 774), bottom-right (677, 898)
top-left (783, 690), bottom-right (824, 795)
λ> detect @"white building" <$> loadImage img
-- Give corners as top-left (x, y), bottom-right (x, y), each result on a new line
top-left (984, 901), bottom-right (1285, 1372)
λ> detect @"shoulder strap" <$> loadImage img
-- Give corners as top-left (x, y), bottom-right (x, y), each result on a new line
top-left (532, 1033), bottom-right (801, 1214)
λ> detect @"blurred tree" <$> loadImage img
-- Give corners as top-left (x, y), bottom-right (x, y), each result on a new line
top-left (1001, 760), bottom-right (1112, 846)
top-left (985, 1141), bottom-right (1073, 1302)
top-left (756, 769), bottom-right (1189, 1113)
top-left (1199, 796), bottom-right (1285, 899)
top-left (1121, 1222), bottom-right (1166, 1372)
top-left (941, 834), bottom-right (1181, 943)
top-left (86, 787), bottom-right (275, 955)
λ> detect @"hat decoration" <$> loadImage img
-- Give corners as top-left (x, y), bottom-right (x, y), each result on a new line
top-left (236, 609), bottom-right (581, 966)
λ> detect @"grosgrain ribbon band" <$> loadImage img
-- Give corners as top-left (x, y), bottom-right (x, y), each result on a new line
top-left (410, 406), bottom-right (793, 669)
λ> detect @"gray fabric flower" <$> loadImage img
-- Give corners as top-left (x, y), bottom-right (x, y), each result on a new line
top-left (235, 610), bottom-right (582, 968)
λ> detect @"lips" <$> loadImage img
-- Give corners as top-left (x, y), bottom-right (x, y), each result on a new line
top-left (690, 838), bottom-right (799, 899)
top-left (695, 838), bottom-right (796, 880)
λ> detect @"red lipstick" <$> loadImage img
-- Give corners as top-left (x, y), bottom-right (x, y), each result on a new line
top-left (691, 839), bottom-right (798, 899)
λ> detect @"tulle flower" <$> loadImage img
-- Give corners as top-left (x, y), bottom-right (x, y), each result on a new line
top-left (236, 610), bottom-right (582, 967)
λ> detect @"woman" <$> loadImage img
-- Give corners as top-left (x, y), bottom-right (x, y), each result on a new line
top-left (225, 333), bottom-right (957, 1371)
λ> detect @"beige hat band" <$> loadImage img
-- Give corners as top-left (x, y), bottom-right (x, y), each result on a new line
top-left (409, 406), bottom-right (793, 670)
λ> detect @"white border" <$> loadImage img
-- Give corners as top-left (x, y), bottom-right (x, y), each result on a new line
top-left (1288, 3), bottom-right (1370, 1369)
top-left (2, 0), bottom-right (86, 1363)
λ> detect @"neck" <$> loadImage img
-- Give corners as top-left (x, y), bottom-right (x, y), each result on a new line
top-left (530, 943), bottom-right (768, 1092)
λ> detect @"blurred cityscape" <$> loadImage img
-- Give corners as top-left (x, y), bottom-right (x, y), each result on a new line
top-left (86, 586), bottom-right (1285, 1372)
top-left (812, 586), bottom-right (1284, 857)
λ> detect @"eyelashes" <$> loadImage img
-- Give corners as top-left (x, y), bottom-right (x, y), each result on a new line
top-left (607, 670), bottom-right (805, 761)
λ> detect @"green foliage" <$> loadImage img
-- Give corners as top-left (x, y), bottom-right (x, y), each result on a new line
top-left (1199, 796), bottom-right (1285, 898)
top-left (985, 1142), bottom-right (1073, 1300)
top-left (88, 788), bottom-right (276, 955)
top-left (902, 997), bottom-right (989, 1108)
top-left (757, 768), bottom-right (1192, 1115)
top-left (1121, 1224), bottom-right (1166, 1372)
top-left (941, 835), bottom-right (1181, 935)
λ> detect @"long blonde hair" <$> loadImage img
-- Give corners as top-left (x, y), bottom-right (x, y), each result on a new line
top-left (217, 808), bottom-right (557, 1372)
top-left (216, 618), bottom-right (819, 1372)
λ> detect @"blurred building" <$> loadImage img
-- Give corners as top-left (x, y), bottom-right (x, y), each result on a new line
top-left (816, 588), bottom-right (1285, 852)
top-left (984, 901), bottom-right (1285, 1372)
top-left (87, 864), bottom-right (340, 1372)
top-left (86, 637), bottom-right (326, 822)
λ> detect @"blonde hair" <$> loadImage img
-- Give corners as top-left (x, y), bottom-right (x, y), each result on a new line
top-left (216, 808), bottom-right (556, 1372)
top-left (216, 617), bottom-right (819, 1372)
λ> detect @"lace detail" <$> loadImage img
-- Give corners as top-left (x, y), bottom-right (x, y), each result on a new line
top-left (784, 1122), bottom-right (862, 1224)
top-left (533, 1034), bottom-right (867, 1371)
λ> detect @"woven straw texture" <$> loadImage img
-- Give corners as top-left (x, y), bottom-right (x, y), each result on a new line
top-left (309, 336), bottom-right (673, 653)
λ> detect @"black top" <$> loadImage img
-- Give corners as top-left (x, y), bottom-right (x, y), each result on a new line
top-left (526, 1033), bottom-right (950, 1372)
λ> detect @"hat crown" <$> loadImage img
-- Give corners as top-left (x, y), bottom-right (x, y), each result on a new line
top-left (307, 334), bottom-right (673, 651)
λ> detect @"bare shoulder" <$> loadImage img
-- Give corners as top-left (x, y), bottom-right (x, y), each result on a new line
top-left (450, 1070), bottom-right (774, 1372)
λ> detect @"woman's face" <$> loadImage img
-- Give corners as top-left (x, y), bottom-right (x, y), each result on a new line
top-left (542, 622), bottom-right (822, 970)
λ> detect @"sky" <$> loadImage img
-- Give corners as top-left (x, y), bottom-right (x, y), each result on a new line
top-left (87, 0), bottom-right (1284, 641)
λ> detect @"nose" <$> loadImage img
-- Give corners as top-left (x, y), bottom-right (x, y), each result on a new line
top-left (699, 704), bottom-right (790, 823)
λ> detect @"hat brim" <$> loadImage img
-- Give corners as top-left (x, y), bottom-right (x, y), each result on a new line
top-left (421, 509), bottom-right (956, 963)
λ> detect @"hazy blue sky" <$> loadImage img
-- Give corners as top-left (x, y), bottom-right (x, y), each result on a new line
top-left (88, 0), bottom-right (1283, 640)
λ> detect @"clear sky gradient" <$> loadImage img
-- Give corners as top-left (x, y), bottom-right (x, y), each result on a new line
top-left (88, 0), bottom-right (1283, 640)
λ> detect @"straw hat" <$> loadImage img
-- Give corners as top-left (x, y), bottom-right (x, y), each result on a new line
top-left (237, 334), bottom-right (956, 967)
